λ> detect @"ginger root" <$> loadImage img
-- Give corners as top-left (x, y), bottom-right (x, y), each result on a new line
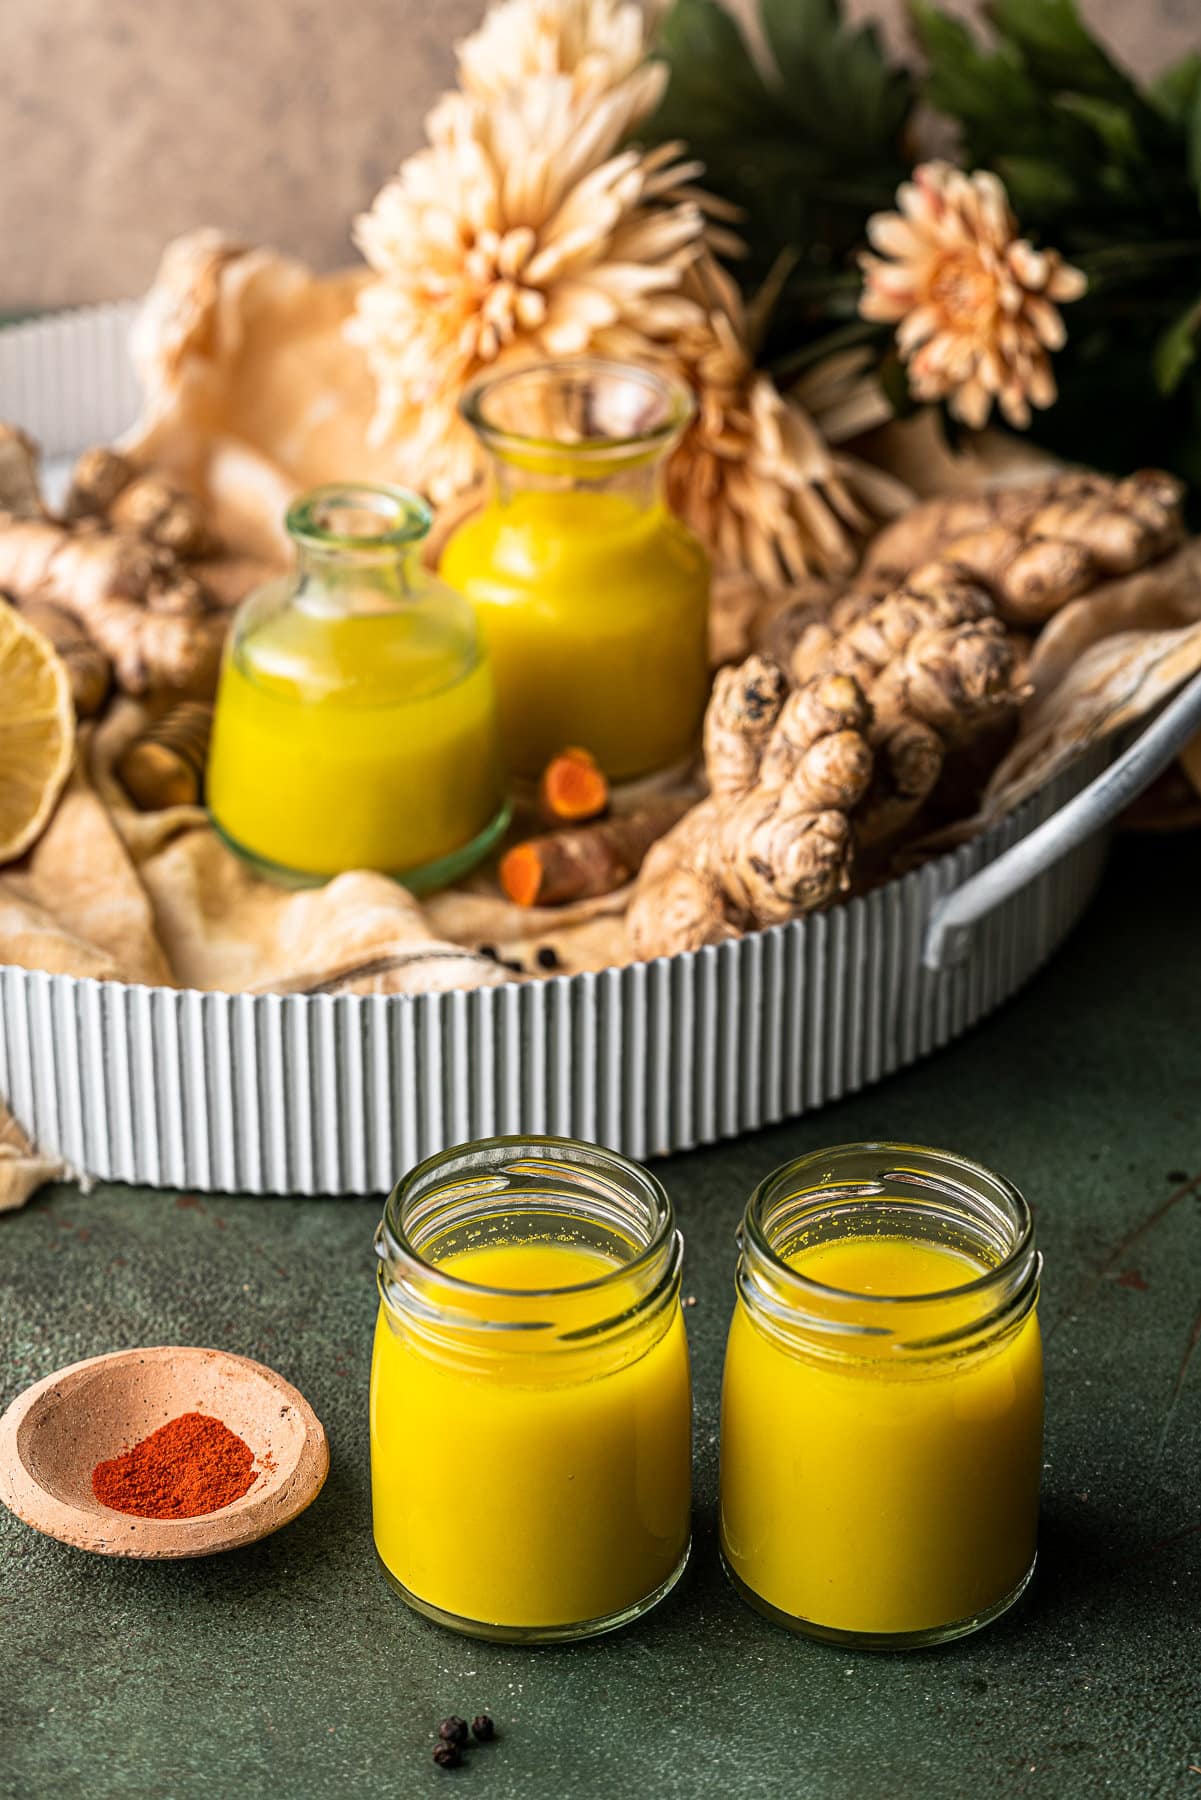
top-left (0, 431), bottom-right (227, 698)
top-left (66, 446), bottom-right (214, 556)
top-left (784, 566), bottom-right (1024, 849)
top-left (627, 662), bottom-right (873, 959)
top-left (863, 469), bottom-right (1185, 625)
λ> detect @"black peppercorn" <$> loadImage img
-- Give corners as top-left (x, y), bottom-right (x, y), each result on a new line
top-left (535, 946), bottom-right (560, 971)
top-left (433, 1741), bottom-right (462, 1769)
top-left (472, 1715), bottom-right (496, 1743)
top-left (438, 1717), bottom-right (469, 1746)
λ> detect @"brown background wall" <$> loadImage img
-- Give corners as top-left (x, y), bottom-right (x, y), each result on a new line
top-left (2, 0), bottom-right (1197, 308)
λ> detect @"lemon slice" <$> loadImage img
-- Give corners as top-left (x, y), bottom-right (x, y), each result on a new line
top-left (0, 603), bottom-right (75, 863)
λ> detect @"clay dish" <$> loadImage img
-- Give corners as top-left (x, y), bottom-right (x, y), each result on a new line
top-left (0, 1346), bottom-right (328, 1558)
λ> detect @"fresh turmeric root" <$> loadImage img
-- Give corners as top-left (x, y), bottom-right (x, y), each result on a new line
top-left (627, 660), bottom-right (874, 958)
top-left (538, 747), bottom-right (610, 824)
top-left (116, 701), bottom-right (214, 810)
top-left (501, 799), bottom-right (691, 907)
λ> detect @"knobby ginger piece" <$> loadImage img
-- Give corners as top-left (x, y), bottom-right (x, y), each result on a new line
top-left (627, 663), bottom-right (874, 959)
top-left (863, 469), bottom-right (1185, 624)
top-left (0, 517), bottom-right (224, 694)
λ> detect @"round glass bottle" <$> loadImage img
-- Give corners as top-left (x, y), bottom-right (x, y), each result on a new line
top-left (719, 1142), bottom-right (1043, 1649)
top-left (370, 1135), bottom-right (692, 1643)
top-left (440, 358), bottom-right (710, 784)
top-left (207, 484), bottom-right (509, 891)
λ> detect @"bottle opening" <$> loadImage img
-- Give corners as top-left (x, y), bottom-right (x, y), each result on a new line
top-left (461, 359), bottom-right (694, 471)
top-left (286, 483), bottom-right (432, 550)
top-left (375, 1136), bottom-right (681, 1348)
top-left (741, 1142), bottom-right (1040, 1354)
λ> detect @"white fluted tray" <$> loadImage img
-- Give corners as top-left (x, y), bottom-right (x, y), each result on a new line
top-left (0, 305), bottom-right (1146, 1193)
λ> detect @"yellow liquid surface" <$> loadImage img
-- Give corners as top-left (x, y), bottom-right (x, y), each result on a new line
top-left (440, 491), bottom-right (710, 781)
top-left (370, 1239), bottom-right (692, 1631)
top-left (207, 602), bottom-right (504, 880)
top-left (719, 1234), bottom-right (1043, 1638)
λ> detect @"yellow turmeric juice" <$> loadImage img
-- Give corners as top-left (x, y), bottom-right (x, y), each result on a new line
top-left (206, 484), bottom-right (508, 889)
top-left (440, 489), bottom-right (709, 781)
top-left (208, 604), bottom-right (504, 883)
top-left (720, 1231), bottom-right (1043, 1643)
top-left (370, 1238), bottom-right (692, 1638)
top-left (443, 358), bottom-right (709, 782)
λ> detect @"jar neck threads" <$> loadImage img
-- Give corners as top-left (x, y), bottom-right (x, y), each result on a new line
top-left (375, 1136), bottom-right (683, 1363)
top-left (738, 1142), bottom-right (1040, 1361)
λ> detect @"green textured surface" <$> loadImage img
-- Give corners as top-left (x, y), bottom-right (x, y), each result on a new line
top-left (3, 833), bottom-right (1200, 1800)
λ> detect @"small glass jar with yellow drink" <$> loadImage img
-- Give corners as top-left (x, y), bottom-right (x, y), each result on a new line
top-left (720, 1142), bottom-right (1043, 1649)
top-left (370, 1136), bottom-right (692, 1642)
top-left (440, 359), bottom-right (710, 784)
top-left (207, 484), bottom-right (508, 891)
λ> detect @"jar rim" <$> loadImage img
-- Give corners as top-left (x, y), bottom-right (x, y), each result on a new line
top-left (377, 1133), bottom-right (676, 1302)
top-left (460, 358), bottom-right (695, 463)
top-left (744, 1140), bottom-right (1035, 1310)
top-left (286, 483), bottom-right (432, 550)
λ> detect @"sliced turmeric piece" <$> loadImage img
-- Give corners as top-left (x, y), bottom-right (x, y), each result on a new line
top-left (537, 746), bottom-right (610, 824)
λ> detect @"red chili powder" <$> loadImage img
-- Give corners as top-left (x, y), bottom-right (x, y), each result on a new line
top-left (91, 1411), bottom-right (257, 1519)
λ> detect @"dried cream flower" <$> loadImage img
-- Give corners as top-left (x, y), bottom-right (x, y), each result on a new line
top-left (860, 160), bottom-right (1087, 430)
top-left (351, 29), bottom-right (706, 501)
top-left (457, 0), bottom-right (664, 109)
top-left (664, 255), bottom-right (909, 582)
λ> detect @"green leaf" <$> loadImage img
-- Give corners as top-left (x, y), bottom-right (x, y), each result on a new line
top-left (983, 0), bottom-right (1135, 102)
top-left (648, 0), bottom-right (915, 326)
top-left (759, 0), bottom-right (838, 75)
top-left (1189, 83), bottom-right (1201, 204)
top-left (756, 0), bottom-right (911, 157)
top-left (992, 155), bottom-right (1080, 215)
top-left (1056, 94), bottom-right (1143, 166)
top-left (1149, 52), bottom-right (1201, 127)
top-left (651, 0), bottom-right (766, 140)
top-left (1153, 296), bottom-right (1201, 394)
top-left (909, 2), bottom-right (1030, 137)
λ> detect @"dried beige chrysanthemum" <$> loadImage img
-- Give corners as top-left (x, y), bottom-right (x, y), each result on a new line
top-left (350, 0), bottom-right (708, 501)
top-left (859, 160), bottom-right (1086, 430)
top-left (457, 0), bottom-right (663, 106)
top-left (663, 255), bottom-right (909, 582)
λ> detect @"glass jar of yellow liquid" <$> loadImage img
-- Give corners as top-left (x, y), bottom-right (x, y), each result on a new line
top-left (720, 1142), bottom-right (1044, 1649)
top-left (207, 485), bottom-right (508, 890)
top-left (440, 359), bottom-right (710, 783)
top-left (370, 1135), bottom-right (692, 1642)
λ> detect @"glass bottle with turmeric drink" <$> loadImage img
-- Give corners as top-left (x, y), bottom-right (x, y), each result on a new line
top-left (207, 484), bottom-right (508, 891)
top-left (440, 359), bottom-right (711, 785)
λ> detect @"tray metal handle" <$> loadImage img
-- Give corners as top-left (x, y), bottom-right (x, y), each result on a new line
top-left (923, 668), bottom-right (1201, 971)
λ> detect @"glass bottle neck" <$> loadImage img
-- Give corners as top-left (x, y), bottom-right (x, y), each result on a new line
top-left (485, 447), bottom-right (665, 512)
top-left (293, 540), bottom-right (425, 616)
